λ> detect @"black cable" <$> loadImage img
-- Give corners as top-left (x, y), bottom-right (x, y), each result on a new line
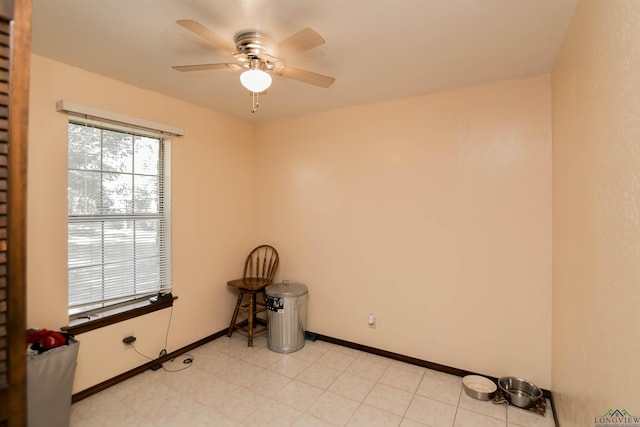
top-left (161, 305), bottom-right (174, 356)
top-left (130, 343), bottom-right (154, 361)
top-left (130, 344), bottom-right (195, 372)
top-left (161, 353), bottom-right (195, 372)
top-left (128, 307), bottom-right (195, 374)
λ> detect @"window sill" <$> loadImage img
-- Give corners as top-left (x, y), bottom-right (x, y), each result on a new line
top-left (62, 295), bottom-right (176, 335)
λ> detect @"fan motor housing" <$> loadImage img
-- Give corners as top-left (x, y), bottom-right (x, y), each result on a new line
top-left (235, 31), bottom-right (271, 55)
top-left (234, 31), bottom-right (280, 70)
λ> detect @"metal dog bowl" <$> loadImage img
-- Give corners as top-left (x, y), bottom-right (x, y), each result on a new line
top-left (498, 377), bottom-right (543, 408)
top-left (462, 375), bottom-right (497, 400)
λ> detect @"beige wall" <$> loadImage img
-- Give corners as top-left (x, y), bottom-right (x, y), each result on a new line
top-left (551, 0), bottom-right (640, 424)
top-left (254, 76), bottom-right (552, 388)
top-left (28, 2), bottom-right (640, 413)
top-left (27, 55), bottom-right (255, 391)
top-left (28, 55), bottom-right (553, 394)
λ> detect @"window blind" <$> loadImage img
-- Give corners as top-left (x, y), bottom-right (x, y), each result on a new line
top-left (67, 120), bottom-right (172, 316)
top-left (56, 100), bottom-right (184, 137)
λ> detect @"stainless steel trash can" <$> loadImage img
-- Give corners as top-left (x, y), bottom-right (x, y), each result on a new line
top-left (266, 281), bottom-right (308, 353)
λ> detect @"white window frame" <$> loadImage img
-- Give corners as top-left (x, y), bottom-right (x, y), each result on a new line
top-left (61, 103), bottom-right (182, 320)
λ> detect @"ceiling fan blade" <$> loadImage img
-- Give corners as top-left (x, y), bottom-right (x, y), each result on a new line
top-left (277, 66), bottom-right (335, 88)
top-left (176, 20), bottom-right (235, 55)
top-left (172, 63), bottom-right (236, 72)
top-left (277, 28), bottom-right (325, 57)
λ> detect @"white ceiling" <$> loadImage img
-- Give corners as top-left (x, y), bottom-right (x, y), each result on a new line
top-left (31, 0), bottom-right (576, 123)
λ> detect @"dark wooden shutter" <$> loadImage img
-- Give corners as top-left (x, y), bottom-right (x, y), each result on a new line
top-left (0, 14), bottom-right (9, 394)
top-left (0, 0), bottom-right (31, 425)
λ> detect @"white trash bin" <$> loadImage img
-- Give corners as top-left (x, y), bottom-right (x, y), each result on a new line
top-left (27, 337), bottom-right (79, 427)
top-left (266, 281), bottom-right (308, 353)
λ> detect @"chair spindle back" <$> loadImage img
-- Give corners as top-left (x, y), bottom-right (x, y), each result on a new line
top-left (243, 245), bottom-right (279, 281)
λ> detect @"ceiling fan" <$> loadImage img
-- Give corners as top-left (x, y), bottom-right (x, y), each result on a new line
top-left (173, 20), bottom-right (335, 112)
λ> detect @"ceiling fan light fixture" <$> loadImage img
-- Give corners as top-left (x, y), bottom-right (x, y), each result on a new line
top-left (173, 21), bottom-right (335, 113)
top-left (240, 68), bottom-right (272, 93)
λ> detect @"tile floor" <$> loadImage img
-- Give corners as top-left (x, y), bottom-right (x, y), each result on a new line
top-left (70, 333), bottom-right (557, 427)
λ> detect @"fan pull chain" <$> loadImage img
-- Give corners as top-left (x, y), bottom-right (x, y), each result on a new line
top-left (251, 91), bottom-right (260, 113)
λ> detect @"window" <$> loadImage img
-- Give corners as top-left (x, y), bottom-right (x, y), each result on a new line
top-left (67, 121), bottom-right (172, 317)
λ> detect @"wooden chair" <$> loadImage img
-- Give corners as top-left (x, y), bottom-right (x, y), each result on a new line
top-left (226, 245), bottom-right (279, 346)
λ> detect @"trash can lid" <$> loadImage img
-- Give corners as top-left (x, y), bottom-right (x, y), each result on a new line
top-left (266, 281), bottom-right (308, 297)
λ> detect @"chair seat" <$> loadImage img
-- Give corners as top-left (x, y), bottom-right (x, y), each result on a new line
top-left (227, 277), bottom-right (272, 291)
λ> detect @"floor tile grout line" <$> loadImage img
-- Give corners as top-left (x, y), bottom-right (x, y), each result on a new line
top-left (401, 389), bottom-right (419, 421)
top-left (451, 384), bottom-right (464, 427)
top-left (72, 336), bottom-right (554, 427)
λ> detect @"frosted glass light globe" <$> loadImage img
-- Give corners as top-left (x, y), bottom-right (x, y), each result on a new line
top-left (240, 69), bottom-right (272, 93)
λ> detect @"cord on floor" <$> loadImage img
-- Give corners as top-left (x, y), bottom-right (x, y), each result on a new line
top-left (130, 343), bottom-right (195, 372)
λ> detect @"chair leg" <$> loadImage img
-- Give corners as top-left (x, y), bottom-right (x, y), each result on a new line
top-left (247, 291), bottom-right (256, 347)
top-left (227, 290), bottom-right (245, 337)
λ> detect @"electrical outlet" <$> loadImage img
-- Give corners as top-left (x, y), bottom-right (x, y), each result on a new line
top-left (368, 313), bottom-right (376, 329)
top-left (122, 336), bottom-right (136, 344)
